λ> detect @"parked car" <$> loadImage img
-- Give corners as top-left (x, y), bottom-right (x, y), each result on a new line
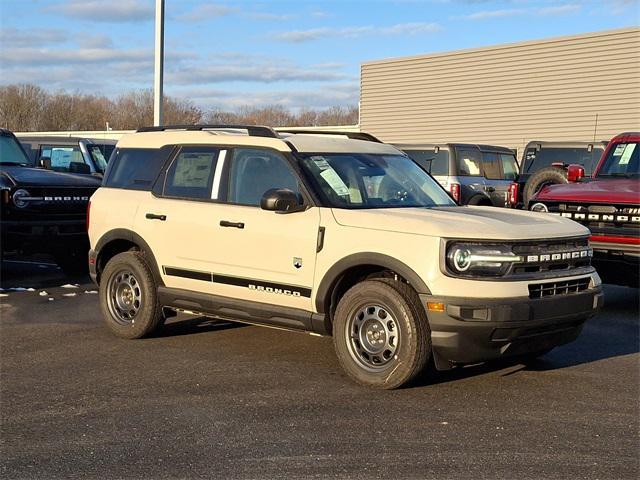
top-left (1, 129), bottom-right (102, 274)
top-left (397, 143), bottom-right (519, 207)
top-left (529, 132), bottom-right (639, 288)
top-left (510, 140), bottom-right (607, 208)
top-left (88, 124), bottom-right (602, 389)
top-left (18, 135), bottom-right (116, 176)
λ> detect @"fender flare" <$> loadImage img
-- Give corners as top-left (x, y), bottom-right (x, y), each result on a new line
top-left (95, 228), bottom-right (164, 286)
top-left (314, 252), bottom-right (431, 313)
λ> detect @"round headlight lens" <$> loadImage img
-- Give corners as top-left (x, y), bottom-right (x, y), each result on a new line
top-left (452, 248), bottom-right (471, 272)
top-left (530, 202), bottom-right (548, 212)
top-left (12, 189), bottom-right (30, 208)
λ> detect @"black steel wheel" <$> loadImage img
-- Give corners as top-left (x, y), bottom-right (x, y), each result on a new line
top-left (333, 278), bottom-right (431, 389)
top-left (99, 251), bottom-right (163, 339)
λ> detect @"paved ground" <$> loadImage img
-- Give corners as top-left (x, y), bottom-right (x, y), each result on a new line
top-left (1, 259), bottom-right (638, 479)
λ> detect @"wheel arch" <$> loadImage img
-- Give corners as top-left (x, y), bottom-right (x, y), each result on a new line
top-left (314, 253), bottom-right (431, 319)
top-left (94, 229), bottom-right (164, 286)
top-left (466, 193), bottom-right (493, 206)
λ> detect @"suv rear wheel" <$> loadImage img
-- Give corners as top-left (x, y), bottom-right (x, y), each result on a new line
top-left (333, 279), bottom-right (431, 389)
top-left (99, 251), bottom-right (164, 339)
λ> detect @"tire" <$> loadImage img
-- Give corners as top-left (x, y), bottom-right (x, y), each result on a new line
top-left (467, 195), bottom-right (493, 207)
top-left (333, 278), bottom-right (431, 389)
top-left (523, 167), bottom-right (568, 207)
top-left (99, 251), bottom-right (164, 339)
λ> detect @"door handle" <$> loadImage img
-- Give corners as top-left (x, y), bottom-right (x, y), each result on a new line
top-left (220, 220), bottom-right (244, 229)
top-left (146, 213), bottom-right (167, 221)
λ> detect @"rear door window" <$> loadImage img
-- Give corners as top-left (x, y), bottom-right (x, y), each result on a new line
top-left (403, 150), bottom-right (450, 176)
top-left (481, 152), bottom-right (502, 179)
top-left (163, 147), bottom-right (223, 200)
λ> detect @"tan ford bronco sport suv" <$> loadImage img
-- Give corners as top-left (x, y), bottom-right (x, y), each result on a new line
top-left (88, 125), bottom-right (603, 389)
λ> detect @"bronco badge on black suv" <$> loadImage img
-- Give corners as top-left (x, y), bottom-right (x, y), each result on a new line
top-left (88, 125), bottom-right (603, 389)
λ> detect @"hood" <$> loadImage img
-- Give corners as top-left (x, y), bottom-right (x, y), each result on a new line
top-left (535, 178), bottom-right (639, 204)
top-left (0, 166), bottom-right (102, 188)
top-left (331, 206), bottom-right (589, 240)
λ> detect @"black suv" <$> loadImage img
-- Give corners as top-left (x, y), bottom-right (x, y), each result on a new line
top-left (18, 135), bottom-right (116, 176)
top-left (0, 129), bottom-right (102, 274)
top-left (510, 140), bottom-right (607, 208)
top-left (397, 143), bottom-right (519, 207)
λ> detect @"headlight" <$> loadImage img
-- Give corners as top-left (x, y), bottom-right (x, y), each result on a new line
top-left (446, 242), bottom-right (522, 277)
top-left (530, 202), bottom-right (548, 212)
top-left (12, 189), bottom-right (30, 208)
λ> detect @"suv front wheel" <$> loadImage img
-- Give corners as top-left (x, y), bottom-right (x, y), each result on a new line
top-left (99, 251), bottom-right (164, 339)
top-left (333, 279), bottom-right (431, 389)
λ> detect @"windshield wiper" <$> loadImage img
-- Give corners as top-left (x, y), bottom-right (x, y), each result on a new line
top-left (0, 162), bottom-right (28, 166)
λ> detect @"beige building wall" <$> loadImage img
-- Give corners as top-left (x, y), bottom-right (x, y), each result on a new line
top-left (360, 28), bottom-right (640, 152)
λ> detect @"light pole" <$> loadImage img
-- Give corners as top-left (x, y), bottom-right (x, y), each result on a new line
top-left (154, 0), bottom-right (165, 126)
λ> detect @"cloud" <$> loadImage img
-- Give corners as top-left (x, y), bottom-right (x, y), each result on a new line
top-left (171, 83), bottom-right (359, 111)
top-left (247, 12), bottom-right (296, 21)
top-left (167, 62), bottom-right (350, 85)
top-left (0, 28), bottom-right (68, 48)
top-left (458, 3), bottom-right (581, 20)
top-left (46, 0), bottom-right (154, 22)
top-left (272, 22), bottom-right (442, 43)
top-left (175, 3), bottom-right (235, 22)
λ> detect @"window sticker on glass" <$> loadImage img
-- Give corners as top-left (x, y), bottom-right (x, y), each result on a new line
top-left (320, 168), bottom-right (350, 196)
top-left (613, 144), bottom-right (627, 156)
top-left (618, 143), bottom-right (636, 165)
top-left (311, 156), bottom-right (332, 171)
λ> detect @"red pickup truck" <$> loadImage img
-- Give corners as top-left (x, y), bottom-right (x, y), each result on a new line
top-left (529, 132), bottom-right (639, 288)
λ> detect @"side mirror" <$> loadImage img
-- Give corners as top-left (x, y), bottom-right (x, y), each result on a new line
top-left (567, 164), bottom-right (585, 182)
top-left (69, 163), bottom-right (91, 174)
top-left (40, 157), bottom-right (51, 169)
top-left (260, 188), bottom-right (303, 213)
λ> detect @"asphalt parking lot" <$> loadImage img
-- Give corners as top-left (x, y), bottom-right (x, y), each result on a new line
top-left (1, 259), bottom-right (638, 479)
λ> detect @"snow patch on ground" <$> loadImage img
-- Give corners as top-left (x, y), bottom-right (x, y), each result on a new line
top-left (61, 284), bottom-right (79, 289)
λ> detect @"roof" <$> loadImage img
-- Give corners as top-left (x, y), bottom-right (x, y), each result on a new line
top-left (525, 140), bottom-right (609, 148)
top-left (17, 135), bottom-right (117, 145)
top-left (394, 142), bottom-right (514, 153)
top-left (116, 130), bottom-right (402, 155)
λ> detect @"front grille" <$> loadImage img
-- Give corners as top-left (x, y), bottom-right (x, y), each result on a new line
top-left (528, 277), bottom-right (591, 299)
top-left (510, 237), bottom-right (592, 276)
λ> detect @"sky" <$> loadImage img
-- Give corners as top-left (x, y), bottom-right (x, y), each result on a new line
top-left (0, 0), bottom-right (638, 112)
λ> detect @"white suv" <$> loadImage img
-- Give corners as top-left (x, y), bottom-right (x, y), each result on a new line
top-left (88, 125), bottom-right (603, 389)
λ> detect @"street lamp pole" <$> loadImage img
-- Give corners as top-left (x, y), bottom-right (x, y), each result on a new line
top-left (154, 0), bottom-right (165, 126)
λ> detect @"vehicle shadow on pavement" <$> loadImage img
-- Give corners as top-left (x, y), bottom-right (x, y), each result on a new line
top-left (412, 284), bottom-right (639, 388)
top-left (155, 316), bottom-right (246, 338)
top-left (0, 259), bottom-right (91, 289)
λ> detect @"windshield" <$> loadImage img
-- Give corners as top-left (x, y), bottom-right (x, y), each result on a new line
top-left (88, 145), bottom-right (112, 172)
top-left (523, 146), bottom-right (604, 175)
top-left (298, 153), bottom-right (455, 209)
top-left (0, 134), bottom-right (31, 166)
top-left (597, 142), bottom-right (639, 177)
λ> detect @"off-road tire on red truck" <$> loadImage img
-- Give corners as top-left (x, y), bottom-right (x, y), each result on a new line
top-left (523, 167), bottom-right (568, 207)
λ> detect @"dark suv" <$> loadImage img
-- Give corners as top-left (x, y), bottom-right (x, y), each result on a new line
top-left (397, 143), bottom-right (519, 207)
top-left (510, 140), bottom-right (607, 208)
top-left (0, 129), bottom-right (101, 274)
top-left (18, 135), bottom-right (116, 176)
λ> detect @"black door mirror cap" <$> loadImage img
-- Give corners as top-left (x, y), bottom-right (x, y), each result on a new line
top-left (260, 188), bottom-right (305, 213)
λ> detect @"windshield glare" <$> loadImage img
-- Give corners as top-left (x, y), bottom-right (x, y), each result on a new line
top-left (298, 153), bottom-right (455, 209)
top-left (598, 142), bottom-right (639, 176)
top-left (0, 135), bottom-right (31, 166)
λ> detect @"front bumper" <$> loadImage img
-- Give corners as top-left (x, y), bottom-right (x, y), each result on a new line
top-left (420, 286), bottom-right (604, 369)
top-left (1, 219), bottom-right (88, 253)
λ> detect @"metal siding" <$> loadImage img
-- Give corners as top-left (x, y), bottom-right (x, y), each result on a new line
top-left (360, 28), bottom-right (640, 151)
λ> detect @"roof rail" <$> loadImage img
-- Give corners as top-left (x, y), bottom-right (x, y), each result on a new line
top-left (277, 129), bottom-right (382, 143)
top-left (136, 124), bottom-right (279, 138)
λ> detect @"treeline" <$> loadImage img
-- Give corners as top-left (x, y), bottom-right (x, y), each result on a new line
top-left (0, 84), bottom-right (359, 132)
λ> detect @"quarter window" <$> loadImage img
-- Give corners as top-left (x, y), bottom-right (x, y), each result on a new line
top-left (456, 149), bottom-right (482, 176)
top-left (500, 153), bottom-right (519, 180)
top-left (164, 147), bottom-right (223, 200)
top-left (105, 148), bottom-right (164, 191)
top-left (227, 148), bottom-right (300, 206)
